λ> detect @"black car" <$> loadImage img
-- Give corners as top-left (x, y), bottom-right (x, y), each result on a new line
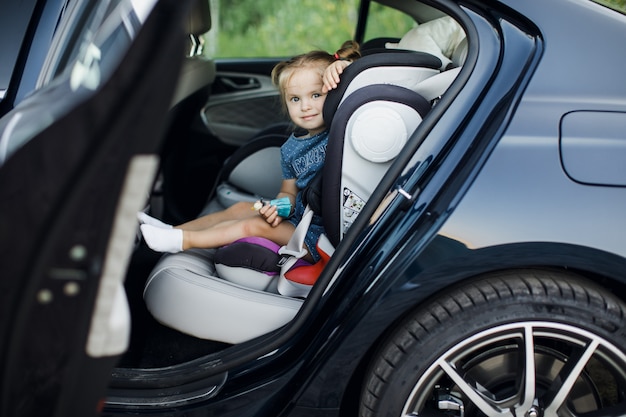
top-left (1, 0), bottom-right (626, 416)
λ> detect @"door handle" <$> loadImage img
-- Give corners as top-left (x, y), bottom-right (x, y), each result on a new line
top-left (219, 76), bottom-right (261, 91)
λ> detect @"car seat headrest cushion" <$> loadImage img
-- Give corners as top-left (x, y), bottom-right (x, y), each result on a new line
top-left (323, 51), bottom-right (441, 126)
top-left (186, 0), bottom-right (212, 35)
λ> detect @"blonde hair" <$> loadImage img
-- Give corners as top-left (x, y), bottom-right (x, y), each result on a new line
top-left (271, 40), bottom-right (360, 108)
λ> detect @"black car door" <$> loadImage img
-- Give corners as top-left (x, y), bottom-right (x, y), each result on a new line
top-left (0, 0), bottom-right (189, 415)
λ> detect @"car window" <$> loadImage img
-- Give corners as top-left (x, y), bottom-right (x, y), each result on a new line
top-left (0, 0), bottom-right (157, 166)
top-left (39, 0), bottom-right (155, 88)
top-left (204, 0), bottom-right (414, 58)
top-left (362, 2), bottom-right (416, 42)
top-left (205, 0), bottom-right (415, 58)
top-left (206, 0), bottom-right (357, 58)
top-left (0, 0), bottom-right (41, 106)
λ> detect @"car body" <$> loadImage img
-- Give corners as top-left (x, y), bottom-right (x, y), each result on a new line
top-left (1, 0), bottom-right (626, 416)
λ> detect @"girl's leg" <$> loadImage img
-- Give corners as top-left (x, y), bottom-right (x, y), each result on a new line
top-left (183, 216), bottom-right (295, 250)
top-left (139, 201), bottom-right (259, 230)
top-left (176, 201), bottom-right (258, 231)
top-left (141, 215), bottom-right (297, 254)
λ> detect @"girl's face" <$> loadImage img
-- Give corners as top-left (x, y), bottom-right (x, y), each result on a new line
top-left (283, 66), bottom-right (327, 136)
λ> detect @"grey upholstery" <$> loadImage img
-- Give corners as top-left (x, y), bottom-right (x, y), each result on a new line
top-left (143, 249), bottom-right (302, 343)
top-left (451, 37), bottom-right (468, 68)
top-left (198, 128), bottom-right (290, 216)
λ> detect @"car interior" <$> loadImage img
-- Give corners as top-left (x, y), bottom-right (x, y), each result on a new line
top-left (119, 0), bottom-right (468, 369)
top-left (5, 2), bottom-right (626, 415)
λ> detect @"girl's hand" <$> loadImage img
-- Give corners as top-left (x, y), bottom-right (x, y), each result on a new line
top-left (322, 60), bottom-right (351, 93)
top-left (258, 203), bottom-right (283, 227)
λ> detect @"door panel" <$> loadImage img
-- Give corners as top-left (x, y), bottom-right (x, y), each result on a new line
top-left (0, 0), bottom-right (187, 415)
top-left (203, 71), bottom-right (288, 146)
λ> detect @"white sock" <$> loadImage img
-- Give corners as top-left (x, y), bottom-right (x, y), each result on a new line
top-left (140, 224), bottom-right (183, 253)
top-left (137, 212), bottom-right (172, 229)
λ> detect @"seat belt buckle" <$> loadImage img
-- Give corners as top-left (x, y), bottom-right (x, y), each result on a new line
top-left (277, 256), bottom-right (290, 267)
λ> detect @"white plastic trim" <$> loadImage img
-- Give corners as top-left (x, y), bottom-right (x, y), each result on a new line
top-left (86, 154), bottom-right (158, 357)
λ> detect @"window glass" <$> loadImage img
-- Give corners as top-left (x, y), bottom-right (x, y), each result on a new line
top-left (591, 0), bottom-right (626, 14)
top-left (0, 0), bottom-right (156, 166)
top-left (363, 2), bottom-right (416, 43)
top-left (206, 0), bottom-right (359, 58)
top-left (42, 0), bottom-right (154, 86)
top-left (206, 0), bottom-right (417, 58)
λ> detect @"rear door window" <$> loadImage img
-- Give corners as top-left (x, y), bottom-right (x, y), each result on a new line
top-left (362, 2), bottom-right (416, 42)
top-left (205, 0), bottom-right (415, 58)
top-left (205, 0), bottom-right (410, 58)
top-left (206, 0), bottom-right (358, 58)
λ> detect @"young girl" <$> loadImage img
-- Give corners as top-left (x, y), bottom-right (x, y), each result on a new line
top-left (139, 41), bottom-right (360, 262)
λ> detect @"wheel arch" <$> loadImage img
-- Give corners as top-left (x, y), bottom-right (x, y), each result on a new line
top-left (408, 238), bottom-right (626, 306)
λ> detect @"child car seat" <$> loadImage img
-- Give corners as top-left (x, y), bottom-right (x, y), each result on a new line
top-left (142, 50), bottom-right (449, 344)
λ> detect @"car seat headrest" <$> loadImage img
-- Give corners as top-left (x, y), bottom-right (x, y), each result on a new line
top-left (185, 0), bottom-right (212, 35)
top-left (323, 51), bottom-right (441, 126)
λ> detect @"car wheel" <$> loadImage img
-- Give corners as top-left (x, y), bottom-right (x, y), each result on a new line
top-left (360, 269), bottom-right (626, 417)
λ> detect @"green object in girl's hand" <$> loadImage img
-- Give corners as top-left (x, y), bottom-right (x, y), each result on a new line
top-left (268, 197), bottom-right (292, 217)
top-left (253, 197), bottom-right (292, 217)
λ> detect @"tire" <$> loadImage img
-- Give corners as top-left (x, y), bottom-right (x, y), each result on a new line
top-left (359, 269), bottom-right (626, 417)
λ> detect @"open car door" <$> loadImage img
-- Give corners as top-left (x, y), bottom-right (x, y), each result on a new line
top-left (0, 0), bottom-right (188, 415)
